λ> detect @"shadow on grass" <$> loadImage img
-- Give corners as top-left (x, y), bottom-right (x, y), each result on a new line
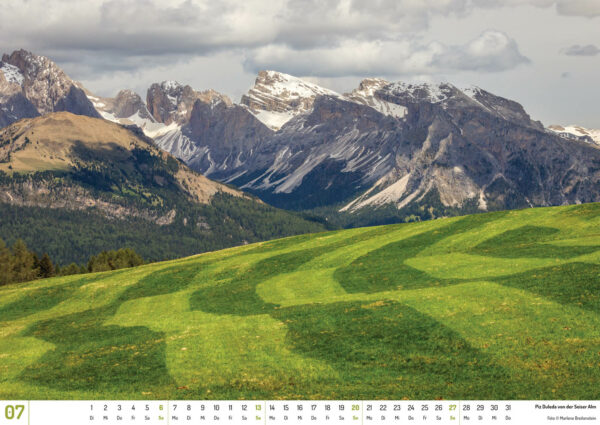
top-left (471, 225), bottom-right (600, 259)
top-left (334, 212), bottom-right (508, 293)
top-left (271, 300), bottom-right (527, 399)
top-left (21, 305), bottom-right (174, 394)
top-left (494, 262), bottom-right (600, 312)
top-left (190, 225), bottom-right (403, 316)
top-left (0, 276), bottom-right (97, 322)
top-left (19, 262), bottom-right (209, 394)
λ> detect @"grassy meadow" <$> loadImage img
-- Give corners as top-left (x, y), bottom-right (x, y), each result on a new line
top-left (1, 204), bottom-right (599, 400)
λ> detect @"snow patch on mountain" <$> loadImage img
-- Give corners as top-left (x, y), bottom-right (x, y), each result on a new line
top-left (368, 99), bottom-right (407, 118)
top-left (461, 86), bottom-right (494, 111)
top-left (388, 82), bottom-right (453, 103)
top-left (87, 95), bottom-right (116, 121)
top-left (0, 62), bottom-right (24, 85)
top-left (88, 92), bottom-right (185, 144)
top-left (254, 71), bottom-right (338, 99)
top-left (251, 109), bottom-right (295, 131)
top-left (463, 86), bottom-right (482, 101)
top-left (548, 125), bottom-right (600, 145)
top-left (348, 78), bottom-right (407, 119)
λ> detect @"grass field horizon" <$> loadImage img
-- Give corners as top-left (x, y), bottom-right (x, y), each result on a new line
top-left (1, 203), bottom-right (600, 400)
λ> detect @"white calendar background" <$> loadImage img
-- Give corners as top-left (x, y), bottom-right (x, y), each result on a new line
top-left (0, 400), bottom-right (598, 425)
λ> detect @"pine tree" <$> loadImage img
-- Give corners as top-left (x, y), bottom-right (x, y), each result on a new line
top-left (39, 253), bottom-right (55, 278)
top-left (11, 239), bottom-right (38, 283)
top-left (0, 238), bottom-right (12, 286)
top-left (88, 248), bottom-right (143, 272)
top-left (60, 263), bottom-right (83, 276)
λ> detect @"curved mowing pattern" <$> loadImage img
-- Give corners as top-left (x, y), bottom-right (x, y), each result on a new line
top-left (0, 276), bottom-right (93, 321)
top-left (494, 262), bottom-right (600, 312)
top-left (190, 225), bottom-right (402, 316)
top-left (1, 204), bottom-right (600, 399)
top-left (271, 301), bottom-right (524, 400)
top-left (472, 225), bottom-right (600, 259)
top-left (21, 305), bottom-right (174, 395)
top-left (334, 212), bottom-right (506, 293)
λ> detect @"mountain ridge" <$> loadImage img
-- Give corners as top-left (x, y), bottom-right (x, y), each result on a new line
top-left (2, 49), bottom-right (600, 226)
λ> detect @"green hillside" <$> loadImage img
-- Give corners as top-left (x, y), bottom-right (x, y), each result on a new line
top-left (1, 203), bottom-right (599, 400)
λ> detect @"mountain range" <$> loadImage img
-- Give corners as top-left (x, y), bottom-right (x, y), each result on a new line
top-left (0, 52), bottom-right (326, 264)
top-left (2, 49), bottom-right (600, 231)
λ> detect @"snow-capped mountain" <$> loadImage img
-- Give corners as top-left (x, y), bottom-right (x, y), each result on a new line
top-left (0, 49), bottom-right (99, 125)
top-left (2, 51), bottom-right (600, 226)
top-left (157, 74), bottom-right (600, 224)
top-left (548, 125), bottom-right (600, 146)
top-left (241, 70), bottom-right (341, 130)
top-left (84, 71), bottom-right (600, 224)
top-left (346, 78), bottom-right (407, 119)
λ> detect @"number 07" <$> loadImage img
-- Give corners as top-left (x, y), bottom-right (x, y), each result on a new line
top-left (5, 405), bottom-right (25, 420)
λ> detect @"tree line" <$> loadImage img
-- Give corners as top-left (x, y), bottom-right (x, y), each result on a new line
top-left (0, 238), bottom-right (143, 286)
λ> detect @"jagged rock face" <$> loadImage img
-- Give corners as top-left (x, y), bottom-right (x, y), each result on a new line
top-left (183, 99), bottom-right (273, 175)
top-left (54, 85), bottom-right (102, 118)
top-left (0, 49), bottom-right (100, 119)
top-left (87, 89), bottom-right (156, 127)
top-left (88, 82), bottom-right (240, 169)
top-left (111, 90), bottom-right (154, 120)
top-left (147, 81), bottom-right (231, 125)
top-left (161, 74), bottom-right (600, 219)
top-left (0, 92), bottom-right (39, 128)
top-left (0, 70), bottom-right (40, 126)
top-left (4, 51), bottom-right (594, 223)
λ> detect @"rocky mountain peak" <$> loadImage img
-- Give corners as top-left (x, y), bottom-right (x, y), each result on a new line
top-left (111, 89), bottom-right (152, 119)
top-left (353, 78), bottom-right (390, 95)
top-left (146, 81), bottom-right (231, 126)
top-left (2, 50), bottom-right (48, 79)
top-left (240, 70), bottom-right (340, 131)
top-left (196, 88), bottom-right (233, 107)
top-left (0, 49), bottom-right (99, 122)
top-left (86, 88), bottom-right (162, 138)
top-left (2, 50), bottom-right (73, 115)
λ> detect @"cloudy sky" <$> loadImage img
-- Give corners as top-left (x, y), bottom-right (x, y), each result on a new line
top-left (1, 0), bottom-right (598, 127)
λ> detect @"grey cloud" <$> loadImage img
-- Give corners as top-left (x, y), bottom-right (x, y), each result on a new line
top-left (0, 0), bottom-right (589, 93)
top-left (556, 0), bottom-right (600, 17)
top-left (0, 0), bottom-right (591, 79)
top-left (244, 31), bottom-right (530, 77)
top-left (563, 44), bottom-right (600, 56)
top-left (473, 1), bottom-right (600, 17)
